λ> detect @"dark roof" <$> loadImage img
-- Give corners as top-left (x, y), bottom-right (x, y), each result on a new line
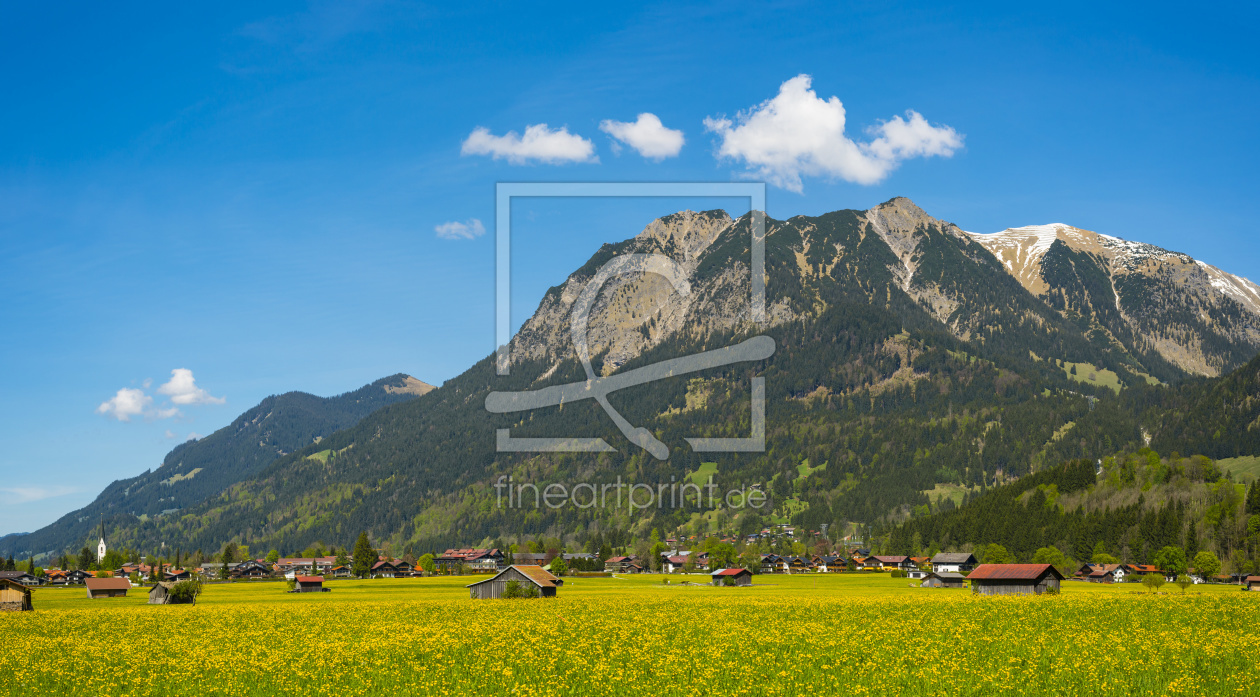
top-left (0, 577), bottom-right (31, 593)
top-left (0, 571), bottom-right (34, 580)
top-left (931, 553), bottom-right (977, 564)
top-left (85, 577), bottom-right (131, 590)
top-left (872, 555), bottom-right (909, 563)
top-left (968, 564), bottom-right (1064, 581)
top-left (928, 572), bottom-right (966, 580)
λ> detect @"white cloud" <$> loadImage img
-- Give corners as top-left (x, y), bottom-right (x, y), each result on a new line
top-left (157, 368), bottom-right (225, 406)
top-left (435, 218), bottom-right (486, 240)
top-left (599, 113), bottom-right (684, 160)
top-left (164, 429), bottom-right (177, 439)
top-left (97, 388), bottom-right (152, 422)
top-left (461, 124), bottom-right (597, 164)
top-left (0, 485), bottom-right (82, 504)
top-left (703, 74), bottom-right (963, 192)
top-left (186, 432), bottom-right (203, 441)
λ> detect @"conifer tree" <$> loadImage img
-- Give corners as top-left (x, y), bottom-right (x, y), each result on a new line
top-left (351, 532), bottom-right (375, 578)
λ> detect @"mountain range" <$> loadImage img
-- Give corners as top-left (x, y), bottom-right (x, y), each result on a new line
top-left (5, 197), bottom-right (1258, 561)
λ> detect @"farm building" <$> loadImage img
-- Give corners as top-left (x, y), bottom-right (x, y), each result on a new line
top-left (85, 577), bottom-right (131, 599)
top-left (293, 576), bottom-right (328, 593)
top-left (969, 564), bottom-right (1063, 596)
top-left (920, 572), bottom-right (966, 589)
top-left (466, 565), bottom-right (561, 599)
top-left (711, 568), bottom-right (753, 586)
top-left (1246, 576), bottom-right (1260, 591)
top-left (148, 581), bottom-right (196, 604)
top-left (0, 577), bottom-right (33, 611)
top-left (930, 553), bottom-right (978, 574)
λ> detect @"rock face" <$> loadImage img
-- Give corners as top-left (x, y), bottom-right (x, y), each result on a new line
top-left (967, 223), bottom-right (1260, 376)
top-left (512, 197), bottom-right (1260, 380)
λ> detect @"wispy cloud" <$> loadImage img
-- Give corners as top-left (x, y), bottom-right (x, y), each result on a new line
top-left (435, 218), bottom-right (486, 240)
top-left (704, 74), bottom-right (963, 192)
top-left (461, 124), bottom-right (597, 165)
top-left (0, 485), bottom-right (82, 504)
top-left (600, 113), bottom-right (685, 161)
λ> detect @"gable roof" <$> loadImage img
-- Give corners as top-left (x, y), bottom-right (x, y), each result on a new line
top-left (295, 576), bottom-right (324, 583)
top-left (711, 568), bottom-right (750, 576)
top-left (931, 552), bottom-right (977, 564)
top-left (968, 564), bottom-right (1064, 581)
top-left (466, 565), bottom-right (560, 589)
top-left (927, 571), bottom-right (966, 580)
top-left (85, 577), bottom-right (131, 591)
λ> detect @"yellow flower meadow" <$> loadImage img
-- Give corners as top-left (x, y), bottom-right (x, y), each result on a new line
top-left (2, 574), bottom-right (1257, 696)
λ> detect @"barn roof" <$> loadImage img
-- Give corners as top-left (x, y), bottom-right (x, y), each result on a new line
top-left (931, 552), bottom-right (977, 564)
top-left (85, 577), bottom-right (131, 591)
top-left (711, 568), bottom-right (750, 576)
top-left (1245, 576), bottom-right (1260, 583)
top-left (466, 565), bottom-right (560, 589)
top-left (928, 572), bottom-right (966, 580)
top-left (968, 564), bottom-right (1063, 581)
top-left (295, 576), bottom-right (324, 583)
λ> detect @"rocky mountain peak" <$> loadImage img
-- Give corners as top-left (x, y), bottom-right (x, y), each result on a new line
top-left (635, 209), bottom-right (733, 262)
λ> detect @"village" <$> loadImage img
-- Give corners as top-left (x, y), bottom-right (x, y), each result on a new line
top-left (4, 534), bottom-right (1258, 609)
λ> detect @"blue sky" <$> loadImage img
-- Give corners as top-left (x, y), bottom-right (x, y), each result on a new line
top-left (2, 1), bottom-right (1259, 535)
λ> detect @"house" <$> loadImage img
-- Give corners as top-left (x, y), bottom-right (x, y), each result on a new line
top-left (816, 555), bottom-right (843, 573)
top-left (371, 560), bottom-right (399, 578)
top-left (869, 556), bottom-right (916, 572)
top-left (231, 561), bottom-right (272, 580)
top-left (45, 570), bottom-right (69, 585)
top-left (605, 556), bottom-right (642, 574)
top-left (1245, 576), bottom-right (1260, 591)
top-left (711, 568), bottom-right (753, 586)
top-left (0, 578), bottom-right (33, 612)
top-left (466, 565), bottom-right (561, 599)
top-left (275, 556), bottom-right (338, 574)
top-left (930, 553), bottom-right (978, 574)
top-left (435, 548), bottom-right (504, 572)
top-left (164, 569), bottom-right (191, 582)
top-left (785, 556), bottom-right (815, 573)
top-left (85, 577), bottom-right (131, 599)
top-left (293, 575), bottom-right (328, 593)
top-left (328, 565), bottom-right (352, 578)
top-left (969, 564), bottom-right (1064, 596)
top-left (921, 572), bottom-right (966, 589)
top-left (1124, 564), bottom-right (1160, 578)
top-left (0, 571), bottom-right (42, 586)
top-left (662, 555), bottom-right (690, 573)
top-left (66, 569), bottom-right (93, 584)
top-left (760, 555), bottom-right (786, 574)
top-left (1084, 564), bottom-right (1124, 584)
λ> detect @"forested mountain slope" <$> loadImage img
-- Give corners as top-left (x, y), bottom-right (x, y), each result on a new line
top-left (16, 198), bottom-right (1260, 561)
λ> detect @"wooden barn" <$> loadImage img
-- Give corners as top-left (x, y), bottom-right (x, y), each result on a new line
top-left (85, 577), bottom-right (131, 599)
top-left (920, 571), bottom-right (966, 589)
top-left (969, 564), bottom-right (1063, 596)
top-left (293, 576), bottom-right (329, 593)
top-left (149, 581), bottom-right (196, 604)
top-left (0, 577), bottom-right (33, 612)
top-left (466, 565), bottom-right (561, 599)
top-left (710, 568), bottom-right (753, 586)
top-left (1246, 576), bottom-right (1260, 591)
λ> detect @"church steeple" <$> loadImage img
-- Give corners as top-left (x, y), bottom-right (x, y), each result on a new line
top-left (97, 519), bottom-right (107, 563)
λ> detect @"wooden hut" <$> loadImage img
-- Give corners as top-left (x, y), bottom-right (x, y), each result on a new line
top-left (969, 564), bottom-right (1063, 596)
top-left (1245, 576), bottom-right (1260, 591)
top-left (148, 582), bottom-right (175, 604)
top-left (85, 577), bottom-right (130, 599)
top-left (293, 576), bottom-right (328, 593)
top-left (466, 565), bottom-right (561, 599)
top-left (920, 571), bottom-right (966, 588)
top-left (0, 578), bottom-right (33, 612)
top-left (710, 568), bottom-right (753, 586)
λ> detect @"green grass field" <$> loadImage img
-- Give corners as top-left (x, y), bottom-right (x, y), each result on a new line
top-left (6, 574), bottom-right (1258, 696)
top-left (1216, 455), bottom-right (1260, 483)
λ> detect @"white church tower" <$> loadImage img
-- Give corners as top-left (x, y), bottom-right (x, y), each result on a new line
top-left (97, 521), bottom-right (107, 563)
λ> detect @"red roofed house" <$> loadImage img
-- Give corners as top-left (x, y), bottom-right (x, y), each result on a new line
top-left (710, 568), bottom-right (752, 586)
top-left (85, 577), bottom-right (131, 599)
top-left (969, 564), bottom-right (1064, 596)
top-left (293, 576), bottom-right (328, 593)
